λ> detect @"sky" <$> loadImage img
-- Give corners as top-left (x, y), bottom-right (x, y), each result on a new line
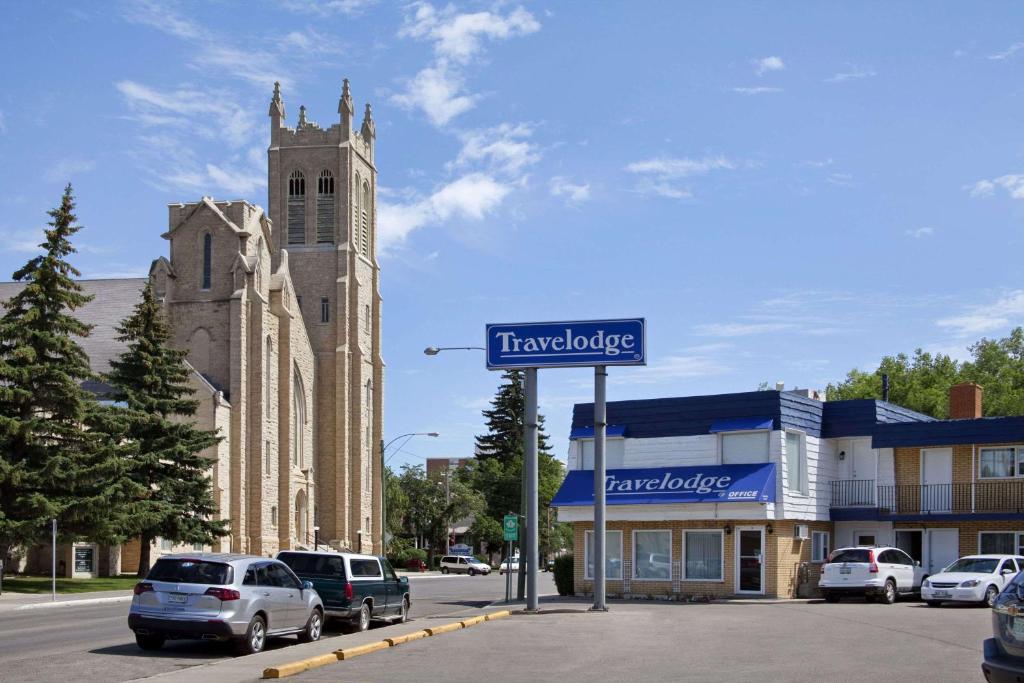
top-left (2, 2), bottom-right (1024, 469)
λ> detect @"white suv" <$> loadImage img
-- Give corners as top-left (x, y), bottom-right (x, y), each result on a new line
top-left (818, 546), bottom-right (925, 604)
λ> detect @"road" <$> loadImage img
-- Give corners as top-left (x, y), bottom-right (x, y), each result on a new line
top-left (0, 572), bottom-right (556, 682)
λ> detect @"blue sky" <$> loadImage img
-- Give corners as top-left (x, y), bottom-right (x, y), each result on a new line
top-left (3, 2), bottom-right (1024, 468)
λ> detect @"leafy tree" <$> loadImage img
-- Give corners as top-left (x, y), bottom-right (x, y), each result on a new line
top-left (105, 281), bottom-right (227, 576)
top-left (962, 329), bottom-right (1024, 416)
top-left (383, 465), bottom-right (409, 547)
top-left (396, 464), bottom-right (483, 565)
top-left (468, 514), bottom-right (503, 559)
top-left (0, 186), bottom-right (135, 566)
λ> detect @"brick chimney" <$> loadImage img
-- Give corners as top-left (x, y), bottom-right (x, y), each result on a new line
top-left (949, 382), bottom-right (983, 419)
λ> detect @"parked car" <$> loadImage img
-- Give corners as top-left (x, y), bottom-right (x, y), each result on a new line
top-left (128, 553), bottom-right (323, 655)
top-left (922, 554), bottom-right (1023, 607)
top-left (983, 569), bottom-right (1024, 681)
top-left (499, 555), bottom-right (520, 574)
top-left (439, 555), bottom-right (491, 575)
top-left (404, 558), bottom-right (427, 572)
top-left (818, 546), bottom-right (925, 604)
top-left (277, 550), bottom-right (409, 632)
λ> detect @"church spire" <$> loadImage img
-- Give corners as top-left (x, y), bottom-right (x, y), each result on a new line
top-left (298, 105), bottom-right (308, 127)
top-left (338, 78), bottom-right (354, 138)
top-left (269, 81), bottom-right (285, 121)
top-left (360, 102), bottom-right (375, 142)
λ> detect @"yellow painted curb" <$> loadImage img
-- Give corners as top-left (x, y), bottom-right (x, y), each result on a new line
top-left (385, 630), bottom-right (429, 646)
top-left (485, 609), bottom-right (511, 621)
top-left (334, 640), bottom-right (390, 660)
top-left (424, 621), bottom-right (464, 636)
top-left (460, 615), bottom-right (486, 628)
top-left (262, 653), bottom-right (340, 679)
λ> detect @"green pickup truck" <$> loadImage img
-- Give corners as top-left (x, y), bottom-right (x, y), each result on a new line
top-left (276, 551), bottom-right (410, 632)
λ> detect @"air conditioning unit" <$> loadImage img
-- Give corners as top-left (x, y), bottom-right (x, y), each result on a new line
top-left (794, 524), bottom-right (809, 540)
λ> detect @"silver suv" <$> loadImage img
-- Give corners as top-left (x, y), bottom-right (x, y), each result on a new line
top-left (127, 553), bottom-right (324, 655)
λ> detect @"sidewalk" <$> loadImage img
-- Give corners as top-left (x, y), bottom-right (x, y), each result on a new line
top-left (0, 588), bottom-right (132, 612)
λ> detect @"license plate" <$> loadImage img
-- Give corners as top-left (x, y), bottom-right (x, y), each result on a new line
top-left (169, 593), bottom-right (188, 604)
top-left (933, 591), bottom-right (951, 598)
top-left (840, 567), bottom-right (852, 575)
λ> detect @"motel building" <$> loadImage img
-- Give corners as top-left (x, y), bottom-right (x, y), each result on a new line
top-left (551, 382), bottom-right (1024, 598)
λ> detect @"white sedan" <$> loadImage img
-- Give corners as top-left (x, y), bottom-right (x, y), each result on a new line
top-left (921, 554), bottom-right (1024, 607)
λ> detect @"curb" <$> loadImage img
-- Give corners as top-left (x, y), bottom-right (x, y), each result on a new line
top-left (261, 609), bottom-right (510, 679)
top-left (13, 595), bottom-right (132, 611)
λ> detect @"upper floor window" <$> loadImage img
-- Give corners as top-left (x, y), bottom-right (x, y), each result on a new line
top-left (721, 431), bottom-right (769, 464)
top-left (316, 170), bottom-right (335, 244)
top-left (980, 447), bottom-right (1022, 479)
top-left (265, 336), bottom-right (273, 418)
top-left (320, 297), bottom-right (330, 323)
top-left (578, 438), bottom-right (625, 470)
top-left (201, 233), bottom-right (212, 290)
top-left (361, 182), bottom-right (370, 257)
top-left (785, 431), bottom-right (808, 495)
top-left (288, 170), bottom-right (305, 245)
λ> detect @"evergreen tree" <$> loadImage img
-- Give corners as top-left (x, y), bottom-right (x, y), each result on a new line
top-left (474, 370), bottom-right (551, 463)
top-left (0, 186), bottom-right (133, 566)
top-left (105, 281), bottom-right (227, 576)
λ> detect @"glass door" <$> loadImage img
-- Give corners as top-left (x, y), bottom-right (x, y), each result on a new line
top-left (737, 528), bottom-right (764, 593)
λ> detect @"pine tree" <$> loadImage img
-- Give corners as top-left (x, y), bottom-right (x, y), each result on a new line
top-left (474, 370), bottom-right (551, 463)
top-left (0, 186), bottom-right (133, 567)
top-left (106, 281), bottom-right (228, 576)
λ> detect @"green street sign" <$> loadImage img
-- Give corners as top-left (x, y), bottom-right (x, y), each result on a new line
top-left (503, 514), bottom-right (518, 541)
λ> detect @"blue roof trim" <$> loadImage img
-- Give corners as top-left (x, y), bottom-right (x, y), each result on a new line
top-left (821, 399), bottom-right (933, 438)
top-left (872, 416), bottom-right (1024, 448)
top-left (709, 416), bottom-right (773, 433)
top-left (552, 463), bottom-right (776, 506)
top-left (831, 508), bottom-right (1024, 523)
top-left (569, 425), bottom-right (626, 439)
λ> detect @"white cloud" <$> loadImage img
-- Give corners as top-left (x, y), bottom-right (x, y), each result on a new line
top-left (753, 56), bottom-right (784, 75)
top-left (0, 228), bottom-right (45, 254)
top-left (279, 0), bottom-right (375, 15)
top-left (826, 172), bottom-right (854, 187)
top-left (798, 158), bottom-right (834, 168)
top-left (549, 176), bottom-right (591, 203)
top-left (966, 174), bottom-right (1024, 200)
top-left (988, 42), bottom-right (1024, 60)
top-left (452, 123), bottom-right (539, 174)
top-left (732, 86), bottom-right (783, 95)
top-left (377, 173), bottom-right (512, 251)
top-left (392, 3), bottom-right (540, 126)
top-left (693, 322), bottom-right (795, 337)
top-left (45, 158), bottom-right (96, 183)
top-left (116, 80), bottom-right (256, 147)
top-left (937, 291), bottom-right (1024, 336)
top-left (626, 155), bottom-right (738, 199)
top-left (905, 227), bottom-right (934, 238)
top-left (626, 353), bottom-right (730, 384)
top-left (825, 66), bottom-right (876, 83)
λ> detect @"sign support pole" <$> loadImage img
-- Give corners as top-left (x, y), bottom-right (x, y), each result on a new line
top-left (524, 367), bottom-right (539, 612)
top-left (592, 366), bottom-right (608, 611)
top-left (51, 518), bottom-right (57, 602)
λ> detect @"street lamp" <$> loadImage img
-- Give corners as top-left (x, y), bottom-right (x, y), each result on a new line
top-left (381, 432), bottom-right (440, 554)
top-left (423, 346), bottom-right (485, 355)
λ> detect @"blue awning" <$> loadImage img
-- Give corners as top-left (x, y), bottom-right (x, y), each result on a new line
top-left (708, 416), bottom-right (773, 433)
top-left (551, 463), bottom-right (777, 506)
top-left (569, 425), bottom-right (626, 439)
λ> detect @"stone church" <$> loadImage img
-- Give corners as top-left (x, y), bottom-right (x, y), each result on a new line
top-left (5, 79), bottom-right (384, 576)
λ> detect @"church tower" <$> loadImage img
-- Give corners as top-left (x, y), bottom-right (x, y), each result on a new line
top-left (266, 80), bottom-right (384, 553)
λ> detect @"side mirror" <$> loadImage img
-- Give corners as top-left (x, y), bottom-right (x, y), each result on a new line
top-left (1003, 568), bottom-right (1016, 575)
top-left (302, 580), bottom-right (314, 590)
top-left (915, 561), bottom-right (921, 567)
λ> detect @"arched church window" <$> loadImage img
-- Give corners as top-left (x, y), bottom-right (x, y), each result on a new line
top-left (353, 172), bottom-right (361, 247)
top-left (201, 233), bottom-right (212, 290)
top-left (188, 327), bottom-right (212, 376)
top-left (293, 366), bottom-right (306, 468)
top-left (316, 170), bottom-right (335, 244)
top-left (288, 170), bottom-right (305, 245)
top-left (361, 182), bottom-right (370, 257)
top-left (265, 336), bottom-right (273, 419)
top-left (365, 380), bottom-right (373, 482)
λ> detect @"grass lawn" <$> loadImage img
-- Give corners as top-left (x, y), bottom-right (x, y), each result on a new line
top-left (1, 575), bottom-right (140, 594)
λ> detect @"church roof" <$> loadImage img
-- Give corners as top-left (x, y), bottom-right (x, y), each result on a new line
top-left (0, 278), bottom-right (147, 374)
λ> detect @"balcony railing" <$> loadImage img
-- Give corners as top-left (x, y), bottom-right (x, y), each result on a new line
top-left (831, 479), bottom-right (1024, 514)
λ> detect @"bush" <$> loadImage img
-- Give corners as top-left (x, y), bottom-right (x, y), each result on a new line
top-left (553, 554), bottom-right (574, 596)
top-left (386, 542), bottom-right (427, 569)
top-left (474, 553), bottom-right (491, 566)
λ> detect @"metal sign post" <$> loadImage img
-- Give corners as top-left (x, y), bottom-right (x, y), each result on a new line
top-left (503, 514), bottom-right (518, 603)
top-left (486, 318), bottom-right (646, 614)
top-left (51, 518), bottom-right (57, 602)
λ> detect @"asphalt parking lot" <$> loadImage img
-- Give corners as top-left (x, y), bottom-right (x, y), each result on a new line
top-left (293, 597), bottom-right (992, 683)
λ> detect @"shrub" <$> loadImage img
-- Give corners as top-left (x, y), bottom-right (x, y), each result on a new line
top-left (553, 554), bottom-right (574, 596)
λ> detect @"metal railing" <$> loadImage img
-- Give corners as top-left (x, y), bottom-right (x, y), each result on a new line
top-left (831, 479), bottom-right (1024, 514)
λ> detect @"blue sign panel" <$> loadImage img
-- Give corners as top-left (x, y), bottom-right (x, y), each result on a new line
top-left (550, 463), bottom-right (777, 506)
top-left (486, 318), bottom-right (646, 369)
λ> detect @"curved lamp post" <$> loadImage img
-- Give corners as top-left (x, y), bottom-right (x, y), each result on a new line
top-left (381, 432), bottom-right (439, 554)
top-left (423, 346), bottom-right (485, 356)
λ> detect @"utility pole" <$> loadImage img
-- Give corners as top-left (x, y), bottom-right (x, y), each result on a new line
top-left (445, 466), bottom-right (451, 554)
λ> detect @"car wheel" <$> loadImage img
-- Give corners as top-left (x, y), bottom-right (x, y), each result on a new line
top-left (237, 615), bottom-right (267, 655)
top-left (985, 585), bottom-right (1000, 607)
top-left (468, 568), bottom-right (476, 576)
top-left (299, 608), bottom-right (323, 643)
top-left (353, 602), bottom-right (371, 632)
top-left (926, 600), bottom-right (943, 607)
top-left (441, 567), bottom-right (448, 574)
top-left (823, 593), bottom-right (840, 603)
top-left (135, 633), bottom-right (165, 651)
top-left (398, 597), bottom-right (410, 623)
top-left (882, 579), bottom-right (897, 605)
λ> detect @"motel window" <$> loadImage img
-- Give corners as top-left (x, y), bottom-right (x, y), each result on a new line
top-left (683, 530), bottom-right (723, 581)
top-left (192, 542), bottom-right (204, 552)
top-left (811, 531), bottom-right (830, 563)
top-left (721, 431), bottom-right (769, 464)
top-left (633, 530), bottom-right (671, 580)
top-left (584, 530), bottom-right (623, 580)
top-left (160, 538), bottom-right (173, 551)
top-left (980, 447), bottom-right (1019, 479)
top-left (579, 438), bottom-right (625, 470)
top-left (785, 431), bottom-right (808, 495)
top-left (980, 531), bottom-right (1023, 555)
